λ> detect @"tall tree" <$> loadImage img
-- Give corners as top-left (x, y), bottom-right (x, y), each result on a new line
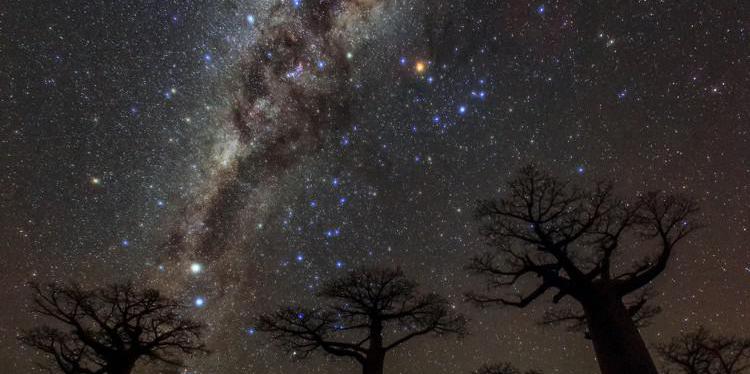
top-left (19, 282), bottom-right (207, 374)
top-left (466, 165), bottom-right (700, 374)
top-left (657, 327), bottom-right (750, 374)
top-left (256, 267), bottom-right (467, 374)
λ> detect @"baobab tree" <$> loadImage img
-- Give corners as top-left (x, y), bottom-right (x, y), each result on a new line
top-left (657, 327), bottom-right (750, 374)
top-left (473, 362), bottom-right (543, 374)
top-left (19, 282), bottom-right (207, 374)
top-left (466, 165), bottom-right (700, 374)
top-left (256, 267), bottom-right (467, 374)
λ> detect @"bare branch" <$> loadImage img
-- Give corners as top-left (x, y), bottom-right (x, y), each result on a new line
top-left (657, 327), bottom-right (750, 374)
top-left (255, 267), bottom-right (466, 372)
top-left (19, 282), bottom-right (207, 374)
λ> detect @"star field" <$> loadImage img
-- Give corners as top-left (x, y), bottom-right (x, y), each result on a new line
top-left (2, 1), bottom-right (749, 373)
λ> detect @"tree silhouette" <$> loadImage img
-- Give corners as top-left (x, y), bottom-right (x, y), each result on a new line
top-left (466, 165), bottom-right (700, 374)
top-left (473, 362), bottom-right (543, 374)
top-left (256, 267), bottom-right (467, 374)
top-left (18, 282), bottom-right (207, 374)
top-left (657, 327), bottom-right (750, 374)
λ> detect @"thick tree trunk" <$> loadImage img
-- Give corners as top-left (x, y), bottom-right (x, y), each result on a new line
top-left (583, 294), bottom-right (658, 374)
top-left (362, 352), bottom-right (385, 374)
top-left (363, 321), bottom-right (386, 374)
top-left (108, 362), bottom-right (135, 374)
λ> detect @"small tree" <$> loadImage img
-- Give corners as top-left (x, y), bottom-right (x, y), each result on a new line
top-left (657, 327), bottom-right (750, 374)
top-left (466, 165), bottom-right (700, 374)
top-left (256, 267), bottom-right (467, 374)
top-left (474, 362), bottom-right (543, 374)
top-left (19, 282), bottom-right (207, 374)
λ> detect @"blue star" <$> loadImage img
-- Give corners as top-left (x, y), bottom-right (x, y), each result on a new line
top-left (156, 199), bottom-right (165, 207)
top-left (536, 4), bottom-right (546, 14)
top-left (194, 297), bottom-right (205, 307)
top-left (331, 178), bottom-right (340, 187)
top-left (458, 105), bottom-right (467, 115)
top-left (325, 228), bottom-right (341, 238)
top-left (317, 60), bottom-right (326, 70)
top-left (399, 56), bottom-right (407, 65)
top-left (246, 327), bottom-right (256, 336)
top-left (309, 200), bottom-right (318, 208)
top-left (121, 239), bottom-right (130, 247)
top-left (297, 312), bottom-right (305, 319)
top-left (340, 136), bottom-right (350, 146)
top-left (335, 260), bottom-right (344, 269)
top-left (296, 254), bottom-right (304, 262)
top-left (576, 166), bottom-right (585, 175)
top-left (432, 115), bottom-right (441, 123)
top-left (246, 14), bottom-right (255, 26)
top-left (617, 89), bottom-right (628, 99)
top-left (338, 197), bottom-right (347, 206)
top-left (292, 0), bottom-right (302, 8)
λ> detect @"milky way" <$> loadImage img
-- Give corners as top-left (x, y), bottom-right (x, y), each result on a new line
top-left (153, 0), bottom-right (397, 369)
top-left (3, 1), bottom-right (750, 374)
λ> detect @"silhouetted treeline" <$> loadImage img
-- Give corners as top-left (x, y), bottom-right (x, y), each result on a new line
top-left (21, 165), bottom-right (737, 374)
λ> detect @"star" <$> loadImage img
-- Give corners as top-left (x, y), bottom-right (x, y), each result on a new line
top-left (190, 263), bottom-right (203, 274)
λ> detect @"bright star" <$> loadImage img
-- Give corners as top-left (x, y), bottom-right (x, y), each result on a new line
top-left (91, 177), bottom-right (101, 185)
top-left (121, 240), bottom-right (129, 247)
top-left (415, 61), bottom-right (427, 74)
top-left (194, 297), bottom-right (205, 307)
top-left (190, 263), bottom-right (203, 274)
top-left (246, 15), bottom-right (255, 26)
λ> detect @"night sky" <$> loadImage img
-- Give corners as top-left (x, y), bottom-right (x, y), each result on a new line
top-left (2, 0), bottom-right (749, 373)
